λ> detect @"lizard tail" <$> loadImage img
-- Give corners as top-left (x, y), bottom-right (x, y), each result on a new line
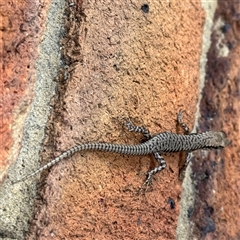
top-left (12, 142), bottom-right (150, 184)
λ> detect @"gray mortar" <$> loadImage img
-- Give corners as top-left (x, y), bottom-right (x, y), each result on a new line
top-left (176, 1), bottom-right (218, 239)
top-left (0, 1), bottom-right (65, 239)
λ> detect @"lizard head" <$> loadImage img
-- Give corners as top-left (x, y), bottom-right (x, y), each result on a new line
top-left (208, 131), bottom-right (230, 149)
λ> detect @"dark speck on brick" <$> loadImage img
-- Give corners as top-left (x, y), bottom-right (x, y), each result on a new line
top-left (167, 198), bottom-right (175, 209)
top-left (141, 4), bottom-right (149, 13)
top-left (221, 23), bottom-right (231, 33)
top-left (227, 41), bottom-right (233, 50)
top-left (204, 169), bottom-right (210, 180)
top-left (201, 217), bottom-right (216, 237)
top-left (204, 206), bottom-right (214, 217)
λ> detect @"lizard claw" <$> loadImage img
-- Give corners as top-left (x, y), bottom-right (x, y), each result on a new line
top-left (138, 172), bottom-right (153, 193)
top-left (177, 109), bottom-right (184, 121)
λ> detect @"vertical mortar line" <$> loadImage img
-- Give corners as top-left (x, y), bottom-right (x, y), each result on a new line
top-left (0, 1), bottom-right (66, 239)
top-left (177, 1), bottom-right (218, 239)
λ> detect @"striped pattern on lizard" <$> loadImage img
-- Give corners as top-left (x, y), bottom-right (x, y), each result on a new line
top-left (12, 110), bottom-right (230, 185)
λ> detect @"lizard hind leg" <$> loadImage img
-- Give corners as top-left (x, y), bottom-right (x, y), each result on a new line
top-left (124, 117), bottom-right (151, 140)
top-left (177, 110), bottom-right (190, 134)
top-left (141, 152), bottom-right (166, 190)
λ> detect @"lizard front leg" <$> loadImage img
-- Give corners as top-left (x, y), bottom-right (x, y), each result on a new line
top-left (177, 109), bottom-right (190, 134)
top-left (124, 118), bottom-right (151, 140)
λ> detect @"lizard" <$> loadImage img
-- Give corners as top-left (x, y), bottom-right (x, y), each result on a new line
top-left (12, 110), bottom-right (230, 185)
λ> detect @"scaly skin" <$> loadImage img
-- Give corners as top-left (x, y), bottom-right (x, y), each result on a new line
top-left (12, 110), bottom-right (229, 185)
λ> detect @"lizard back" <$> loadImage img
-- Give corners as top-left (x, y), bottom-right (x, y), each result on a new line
top-left (150, 131), bottom-right (229, 153)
